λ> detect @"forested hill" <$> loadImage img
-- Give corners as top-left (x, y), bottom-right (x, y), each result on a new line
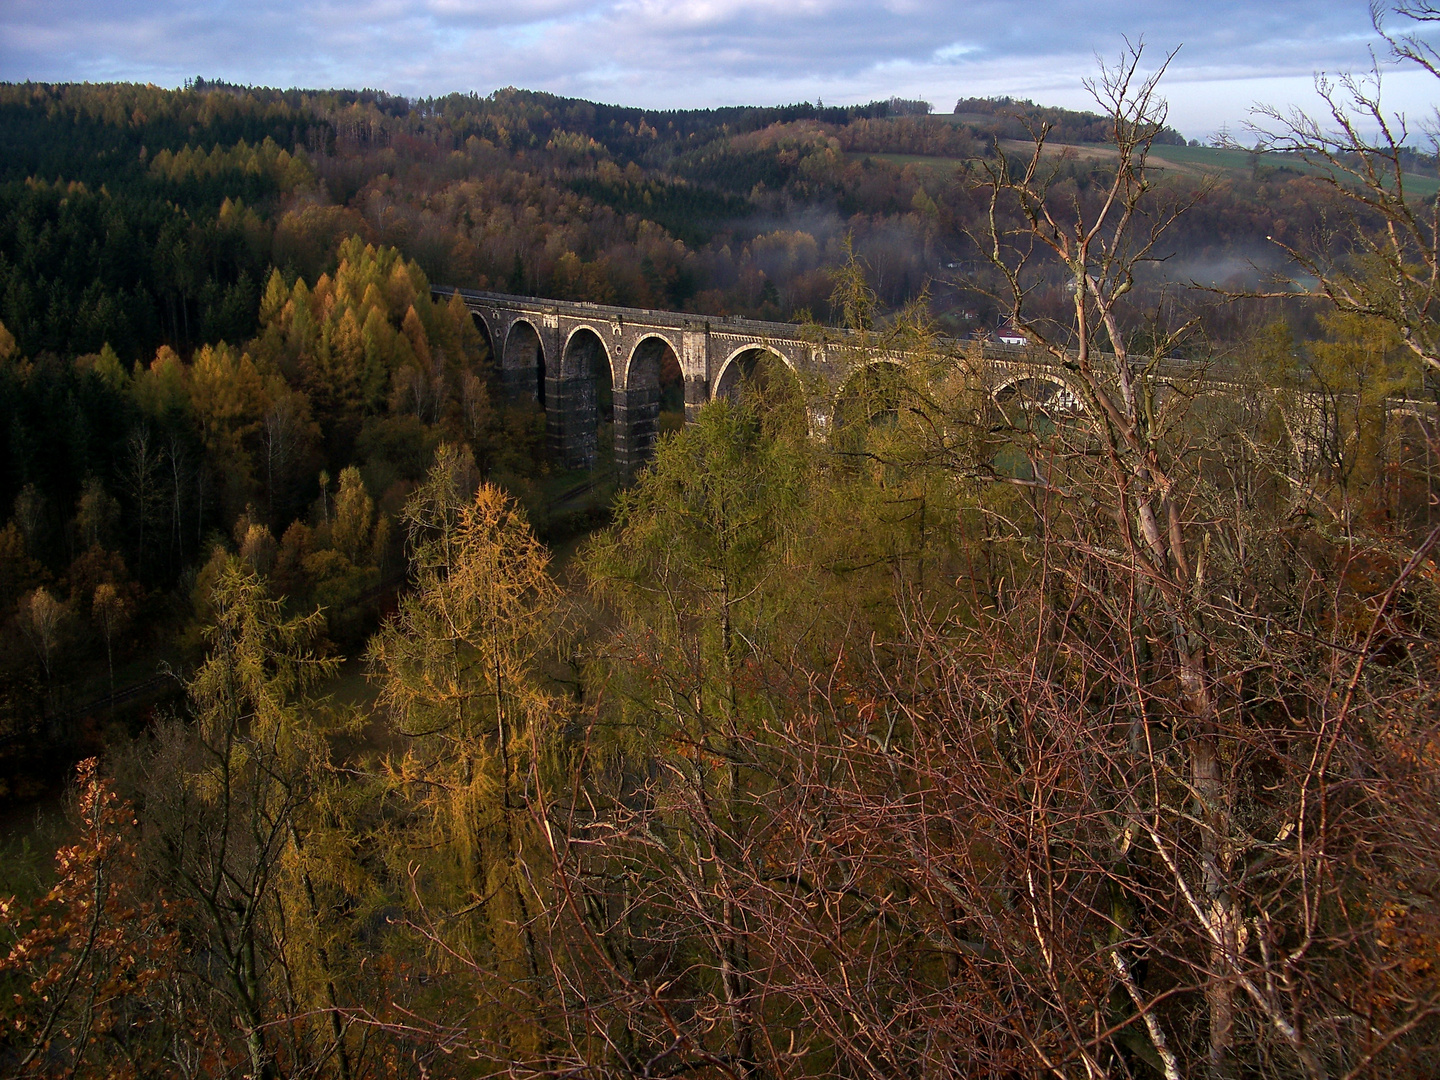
top-left (951, 94), bottom-right (1188, 144)
top-left (2, 79), bottom-right (1260, 367)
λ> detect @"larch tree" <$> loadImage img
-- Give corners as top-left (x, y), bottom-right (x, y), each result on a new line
top-left (367, 445), bottom-right (563, 1062)
top-left (132, 558), bottom-right (350, 1079)
top-left (575, 399), bottom-right (812, 1077)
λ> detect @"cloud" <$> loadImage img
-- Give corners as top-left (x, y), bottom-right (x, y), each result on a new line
top-left (0, 0), bottom-right (1433, 137)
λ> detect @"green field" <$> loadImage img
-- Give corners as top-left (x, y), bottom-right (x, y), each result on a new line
top-left (1147, 142), bottom-right (1440, 196)
top-left (1149, 143), bottom-right (1264, 168)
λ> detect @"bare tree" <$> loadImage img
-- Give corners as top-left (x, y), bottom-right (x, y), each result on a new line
top-left (92, 582), bottom-right (132, 703)
top-left (165, 432), bottom-right (189, 569)
top-left (1255, 1), bottom-right (1440, 381)
top-left (122, 426), bottom-right (164, 575)
top-left (263, 394), bottom-right (302, 522)
top-left (966, 43), bottom-right (1260, 1070)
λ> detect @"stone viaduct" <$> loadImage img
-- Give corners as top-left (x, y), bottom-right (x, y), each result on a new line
top-left (441, 287), bottom-right (1087, 474)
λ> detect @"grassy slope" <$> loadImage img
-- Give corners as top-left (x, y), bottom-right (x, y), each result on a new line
top-left (848, 137), bottom-right (1440, 197)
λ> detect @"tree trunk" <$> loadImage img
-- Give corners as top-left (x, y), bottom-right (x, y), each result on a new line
top-left (1182, 644), bottom-right (1238, 1076)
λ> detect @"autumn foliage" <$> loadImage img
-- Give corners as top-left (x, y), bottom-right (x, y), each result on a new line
top-left (0, 759), bottom-right (201, 1076)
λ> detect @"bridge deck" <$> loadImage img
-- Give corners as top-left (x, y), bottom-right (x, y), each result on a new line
top-left (436, 285), bottom-right (1250, 384)
top-left (443, 286), bottom-right (864, 342)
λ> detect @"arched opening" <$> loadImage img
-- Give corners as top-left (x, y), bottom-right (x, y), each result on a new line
top-left (459, 312), bottom-right (499, 452)
top-left (832, 361), bottom-right (908, 459)
top-left (470, 312), bottom-right (496, 368)
top-left (1369, 405), bottom-right (1437, 528)
top-left (1400, 408), bottom-right (1439, 529)
top-left (619, 336), bottom-right (685, 476)
top-left (993, 377), bottom-right (1082, 430)
top-left (713, 346), bottom-right (807, 436)
top-left (991, 376), bottom-right (1083, 480)
top-left (502, 319), bottom-right (545, 407)
top-left (550, 327), bottom-right (614, 471)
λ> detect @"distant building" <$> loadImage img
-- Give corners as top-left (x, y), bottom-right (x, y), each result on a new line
top-left (996, 319), bottom-right (1028, 346)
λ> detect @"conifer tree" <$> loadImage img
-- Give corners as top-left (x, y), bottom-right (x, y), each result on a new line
top-left (368, 447), bottom-right (562, 1057)
top-left (135, 558), bottom-right (345, 1079)
top-left (579, 400), bottom-right (808, 1073)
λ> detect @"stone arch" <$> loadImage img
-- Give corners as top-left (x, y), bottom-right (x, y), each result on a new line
top-left (561, 325), bottom-right (616, 382)
top-left (618, 334), bottom-right (685, 475)
top-left (1383, 404), bottom-right (1437, 517)
top-left (713, 344), bottom-right (799, 402)
top-left (989, 373), bottom-right (1085, 481)
top-left (549, 326), bottom-right (614, 470)
top-left (502, 318), bottom-right (546, 406)
top-left (992, 374), bottom-right (1084, 423)
top-left (832, 359), bottom-right (909, 454)
top-left (1391, 404), bottom-right (1433, 436)
top-left (469, 309), bottom-right (497, 367)
top-left (713, 343), bottom-right (807, 435)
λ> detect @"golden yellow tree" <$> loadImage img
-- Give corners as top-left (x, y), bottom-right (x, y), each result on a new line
top-left (367, 446), bottom-right (562, 1058)
top-left (136, 558), bottom-right (352, 1079)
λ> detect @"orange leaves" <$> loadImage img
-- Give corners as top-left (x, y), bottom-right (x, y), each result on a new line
top-left (0, 759), bottom-right (188, 1077)
top-left (1372, 899), bottom-right (1440, 1019)
top-left (400, 305), bottom-right (431, 369)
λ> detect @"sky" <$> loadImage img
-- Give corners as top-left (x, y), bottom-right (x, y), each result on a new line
top-left (2, 0), bottom-right (1438, 142)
